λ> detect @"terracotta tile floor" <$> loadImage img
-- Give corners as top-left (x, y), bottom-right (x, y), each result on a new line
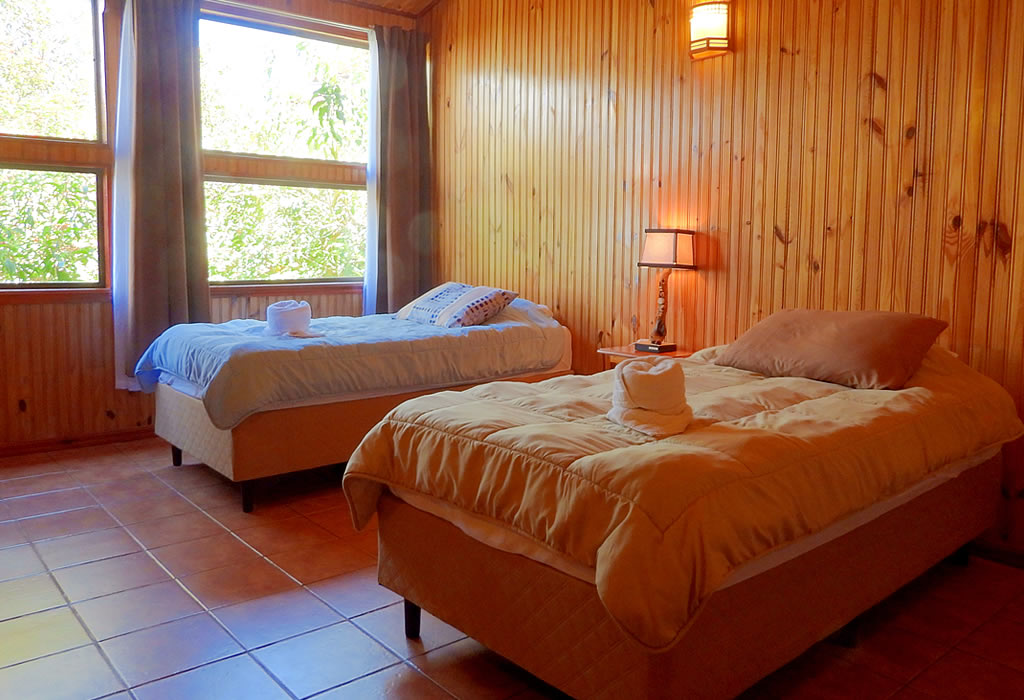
top-left (3, 439), bottom-right (1024, 699)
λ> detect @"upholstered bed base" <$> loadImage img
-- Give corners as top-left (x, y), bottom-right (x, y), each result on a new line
top-left (376, 455), bottom-right (1001, 699)
top-left (155, 369), bottom-right (569, 511)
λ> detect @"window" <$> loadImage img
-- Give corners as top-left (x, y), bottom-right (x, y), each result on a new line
top-left (0, 168), bottom-right (101, 284)
top-left (0, 0), bottom-right (100, 141)
top-left (198, 16), bottom-right (370, 284)
top-left (0, 0), bottom-right (105, 288)
top-left (205, 181), bottom-right (365, 281)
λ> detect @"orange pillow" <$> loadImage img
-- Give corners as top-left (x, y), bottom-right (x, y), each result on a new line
top-left (715, 309), bottom-right (948, 389)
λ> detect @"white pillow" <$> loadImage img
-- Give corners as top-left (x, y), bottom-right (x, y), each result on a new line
top-left (397, 282), bottom-right (519, 328)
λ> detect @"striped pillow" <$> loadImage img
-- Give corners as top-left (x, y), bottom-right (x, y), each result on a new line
top-left (397, 282), bottom-right (519, 328)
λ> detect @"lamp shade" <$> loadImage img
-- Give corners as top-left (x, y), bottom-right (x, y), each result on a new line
top-left (690, 1), bottom-right (730, 60)
top-left (638, 229), bottom-right (697, 269)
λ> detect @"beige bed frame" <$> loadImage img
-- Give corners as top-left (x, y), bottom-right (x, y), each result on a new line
top-left (155, 368), bottom-right (569, 512)
top-left (376, 454), bottom-right (1002, 699)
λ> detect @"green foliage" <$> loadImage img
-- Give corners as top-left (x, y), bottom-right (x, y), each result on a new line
top-left (0, 0), bottom-right (100, 284)
top-left (198, 20), bottom-right (371, 281)
top-left (205, 182), bottom-right (366, 281)
top-left (304, 55), bottom-right (370, 162)
top-left (0, 0), bottom-right (97, 140)
top-left (0, 169), bottom-right (99, 283)
top-left (199, 22), bottom-right (370, 163)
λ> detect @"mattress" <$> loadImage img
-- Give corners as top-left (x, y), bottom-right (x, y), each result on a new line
top-left (344, 345), bottom-right (1024, 650)
top-left (135, 298), bottom-right (570, 429)
top-left (389, 443), bottom-right (1002, 589)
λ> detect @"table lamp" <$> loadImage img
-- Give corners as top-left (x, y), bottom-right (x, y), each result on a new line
top-left (635, 228), bottom-right (697, 353)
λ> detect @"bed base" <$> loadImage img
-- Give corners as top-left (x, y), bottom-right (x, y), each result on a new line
top-left (156, 369), bottom-right (569, 511)
top-left (376, 455), bottom-right (1001, 700)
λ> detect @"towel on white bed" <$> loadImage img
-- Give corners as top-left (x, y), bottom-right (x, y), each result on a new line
top-left (606, 356), bottom-right (693, 438)
top-left (264, 300), bottom-right (323, 337)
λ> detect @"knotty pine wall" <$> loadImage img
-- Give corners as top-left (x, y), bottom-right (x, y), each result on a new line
top-left (420, 0), bottom-right (1024, 415)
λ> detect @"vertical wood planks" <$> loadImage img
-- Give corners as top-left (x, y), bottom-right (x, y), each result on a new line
top-left (422, 0), bottom-right (1024, 414)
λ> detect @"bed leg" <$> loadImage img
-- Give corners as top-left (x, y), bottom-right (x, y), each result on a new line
top-left (948, 544), bottom-right (970, 567)
top-left (171, 446), bottom-right (182, 467)
top-left (404, 599), bottom-right (421, 639)
top-left (241, 481), bottom-right (254, 513)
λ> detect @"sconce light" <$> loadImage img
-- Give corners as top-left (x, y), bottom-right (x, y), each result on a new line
top-left (690, 1), bottom-right (730, 60)
top-left (636, 229), bottom-right (697, 353)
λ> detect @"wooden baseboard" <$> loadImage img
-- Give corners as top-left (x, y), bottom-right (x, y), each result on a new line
top-left (0, 427), bottom-right (156, 458)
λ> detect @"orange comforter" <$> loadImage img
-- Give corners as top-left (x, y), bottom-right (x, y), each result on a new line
top-left (344, 346), bottom-right (1023, 650)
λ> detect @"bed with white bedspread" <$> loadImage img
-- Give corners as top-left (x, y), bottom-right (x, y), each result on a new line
top-left (137, 298), bottom-right (572, 510)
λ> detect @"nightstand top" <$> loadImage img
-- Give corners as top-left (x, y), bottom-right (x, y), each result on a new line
top-left (597, 344), bottom-right (694, 360)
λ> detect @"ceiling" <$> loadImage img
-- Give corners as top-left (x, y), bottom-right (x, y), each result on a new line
top-left (347, 0), bottom-right (437, 17)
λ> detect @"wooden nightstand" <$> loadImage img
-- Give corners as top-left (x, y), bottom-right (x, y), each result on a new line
top-left (597, 344), bottom-right (694, 369)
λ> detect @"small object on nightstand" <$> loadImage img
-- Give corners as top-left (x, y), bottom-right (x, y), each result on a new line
top-left (598, 344), bottom-right (693, 368)
top-left (634, 339), bottom-right (678, 353)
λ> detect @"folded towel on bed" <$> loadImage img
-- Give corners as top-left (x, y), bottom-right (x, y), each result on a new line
top-left (265, 300), bottom-right (322, 338)
top-left (606, 356), bottom-right (693, 438)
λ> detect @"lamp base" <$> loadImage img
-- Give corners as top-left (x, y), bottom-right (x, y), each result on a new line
top-left (634, 339), bottom-right (678, 353)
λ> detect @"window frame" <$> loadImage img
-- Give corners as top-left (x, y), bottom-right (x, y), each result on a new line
top-left (197, 5), bottom-right (371, 287)
top-left (0, 0), bottom-right (110, 297)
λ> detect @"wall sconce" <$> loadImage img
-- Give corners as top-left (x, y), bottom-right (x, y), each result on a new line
top-left (690, 1), bottom-right (730, 60)
top-left (636, 229), bottom-right (697, 353)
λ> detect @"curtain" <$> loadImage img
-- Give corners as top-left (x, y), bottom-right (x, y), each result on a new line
top-left (112, 0), bottom-right (210, 389)
top-left (364, 26), bottom-right (433, 315)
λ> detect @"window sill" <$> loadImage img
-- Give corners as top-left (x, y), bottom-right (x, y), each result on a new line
top-left (0, 287), bottom-right (110, 305)
top-left (210, 281), bottom-right (363, 296)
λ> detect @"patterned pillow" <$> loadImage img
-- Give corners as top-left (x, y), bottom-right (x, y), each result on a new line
top-left (397, 282), bottom-right (519, 328)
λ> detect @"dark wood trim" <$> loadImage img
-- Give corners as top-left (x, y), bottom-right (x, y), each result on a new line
top-left (0, 288), bottom-right (111, 305)
top-left (203, 152), bottom-right (367, 188)
top-left (210, 281), bottom-right (363, 296)
top-left (331, 0), bottom-right (420, 20)
top-left (0, 426), bottom-right (155, 458)
top-left (0, 136), bottom-right (111, 167)
top-left (201, 1), bottom-right (370, 45)
top-left (416, 0), bottom-right (443, 18)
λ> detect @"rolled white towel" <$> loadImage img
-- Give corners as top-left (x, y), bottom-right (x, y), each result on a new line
top-left (264, 300), bottom-right (322, 338)
top-left (606, 356), bottom-right (693, 438)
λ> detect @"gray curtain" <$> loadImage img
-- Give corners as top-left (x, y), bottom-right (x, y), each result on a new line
top-left (112, 0), bottom-right (210, 389)
top-left (364, 26), bottom-right (433, 315)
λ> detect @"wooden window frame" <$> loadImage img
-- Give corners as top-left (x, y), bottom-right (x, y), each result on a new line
top-left (0, 0), bottom-right (111, 301)
top-left (198, 6), bottom-right (371, 287)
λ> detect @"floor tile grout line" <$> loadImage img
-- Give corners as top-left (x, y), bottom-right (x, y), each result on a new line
top-left (0, 640), bottom-right (97, 673)
top-left (6, 532), bottom-right (134, 694)
top-left (93, 464), bottom-right (315, 700)
top-left (6, 447), bottom-right (462, 698)
top-left (851, 569), bottom-right (1024, 695)
top-left (146, 461), bottom-right (435, 699)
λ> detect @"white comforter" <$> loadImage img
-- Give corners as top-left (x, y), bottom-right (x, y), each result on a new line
top-left (135, 299), bottom-right (569, 429)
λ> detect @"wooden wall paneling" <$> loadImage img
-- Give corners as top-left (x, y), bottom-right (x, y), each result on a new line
top-left (421, 0), bottom-right (1024, 415)
top-left (1004, 4), bottom-right (1024, 412)
top-left (0, 302), bottom-right (155, 451)
top-left (977, 0), bottom-right (1014, 384)
top-left (209, 290), bottom-right (362, 322)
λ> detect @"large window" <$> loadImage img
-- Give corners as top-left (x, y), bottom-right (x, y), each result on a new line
top-left (198, 16), bottom-right (370, 283)
top-left (0, 0), bottom-right (105, 288)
